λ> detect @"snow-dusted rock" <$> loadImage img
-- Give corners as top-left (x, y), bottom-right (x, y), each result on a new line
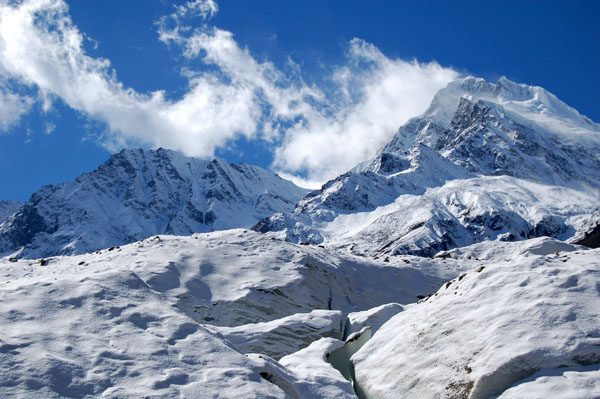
top-left (571, 210), bottom-right (600, 249)
top-left (0, 200), bottom-right (20, 223)
top-left (256, 76), bottom-right (600, 256)
top-left (0, 148), bottom-right (308, 259)
top-left (351, 240), bottom-right (600, 399)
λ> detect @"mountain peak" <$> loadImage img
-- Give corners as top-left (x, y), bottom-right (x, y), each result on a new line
top-left (255, 76), bottom-right (600, 257)
top-left (0, 150), bottom-right (308, 258)
top-left (427, 76), bottom-right (600, 143)
top-left (494, 75), bottom-right (534, 99)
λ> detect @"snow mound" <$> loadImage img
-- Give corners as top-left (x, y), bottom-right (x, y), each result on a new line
top-left (209, 309), bottom-right (344, 359)
top-left (0, 251), bottom-right (287, 398)
top-left (352, 244), bottom-right (600, 399)
top-left (447, 236), bottom-right (583, 261)
top-left (124, 230), bottom-right (452, 327)
top-left (496, 364), bottom-right (600, 399)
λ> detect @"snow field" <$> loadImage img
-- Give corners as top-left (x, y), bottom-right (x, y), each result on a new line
top-left (351, 238), bottom-right (600, 399)
top-left (0, 229), bottom-right (457, 398)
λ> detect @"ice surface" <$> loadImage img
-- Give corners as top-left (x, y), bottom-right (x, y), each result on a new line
top-left (496, 364), bottom-right (600, 399)
top-left (352, 239), bottom-right (600, 399)
top-left (345, 303), bottom-right (404, 338)
top-left (0, 229), bottom-right (460, 398)
top-left (279, 338), bottom-right (357, 399)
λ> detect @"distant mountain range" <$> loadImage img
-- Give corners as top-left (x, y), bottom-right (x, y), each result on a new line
top-left (255, 77), bottom-right (600, 256)
top-left (2, 77), bottom-right (600, 259)
top-left (0, 148), bottom-right (308, 258)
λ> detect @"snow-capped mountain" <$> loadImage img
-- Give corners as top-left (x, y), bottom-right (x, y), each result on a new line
top-left (2, 76), bottom-right (600, 399)
top-left (255, 77), bottom-right (600, 256)
top-left (0, 148), bottom-right (308, 258)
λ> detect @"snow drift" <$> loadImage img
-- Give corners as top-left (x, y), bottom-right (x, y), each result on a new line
top-left (352, 238), bottom-right (600, 399)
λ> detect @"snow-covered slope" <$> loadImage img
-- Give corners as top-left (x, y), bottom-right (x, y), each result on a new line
top-left (0, 148), bottom-right (308, 258)
top-left (256, 77), bottom-right (600, 256)
top-left (0, 229), bottom-right (460, 398)
top-left (351, 237), bottom-right (600, 399)
top-left (105, 230), bottom-right (456, 328)
top-left (0, 201), bottom-right (21, 223)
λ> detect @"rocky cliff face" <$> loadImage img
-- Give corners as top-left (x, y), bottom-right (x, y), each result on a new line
top-left (0, 148), bottom-right (308, 258)
top-left (255, 77), bottom-right (600, 256)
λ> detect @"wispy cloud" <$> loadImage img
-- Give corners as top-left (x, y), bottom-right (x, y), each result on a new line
top-left (0, 0), bottom-right (262, 157)
top-left (0, 84), bottom-right (33, 131)
top-left (0, 0), bottom-right (458, 187)
top-left (272, 40), bottom-right (458, 187)
top-left (43, 121), bottom-right (55, 135)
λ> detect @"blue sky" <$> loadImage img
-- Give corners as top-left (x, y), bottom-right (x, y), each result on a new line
top-left (0, 0), bottom-right (599, 202)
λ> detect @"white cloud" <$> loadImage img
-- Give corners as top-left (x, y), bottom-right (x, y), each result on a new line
top-left (181, 0), bottom-right (218, 19)
top-left (0, 0), bottom-right (265, 157)
top-left (157, 0), bottom-right (218, 45)
top-left (272, 39), bottom-right (459, 187)
top-left (0, 85), bottom-right (32, 131)
top-left (44, 120), bottom-right (55, 135)
top-left (0, 0), bottom-right (459, 188)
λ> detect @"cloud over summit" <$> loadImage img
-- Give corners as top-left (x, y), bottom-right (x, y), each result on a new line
top-left (0, 0), bottom-right (458, 187)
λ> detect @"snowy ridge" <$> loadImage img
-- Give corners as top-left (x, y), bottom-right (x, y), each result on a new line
top-left (256, 76), bottom-right (600, 256)
top-left (0, 148), bottom-right (308, 258)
